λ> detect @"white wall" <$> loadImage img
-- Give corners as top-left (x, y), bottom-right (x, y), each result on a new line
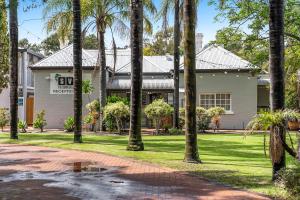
top-left (34, 69), bottom-right (100, 129)
top-left (179, 72), bottom-right (258, 129)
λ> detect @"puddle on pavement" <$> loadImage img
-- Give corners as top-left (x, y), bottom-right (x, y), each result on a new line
top-left (0, 161), bottom-right (177, 200)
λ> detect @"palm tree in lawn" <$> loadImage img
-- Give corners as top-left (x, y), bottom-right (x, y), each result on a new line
top-left (157, 0), bottom-right (199, 129)
top-left (9, 0), bottom-right (18, 139)
top-left (127, 0), bottom-right (144, 151)
top-left (269, 0), bottom-right (286, 180)
top-left (44, 0), bottom-right (156, 131)
top-left (183, 0), bottom-right (200, 163)
top-left (73, 0), bottom-right (82, 143)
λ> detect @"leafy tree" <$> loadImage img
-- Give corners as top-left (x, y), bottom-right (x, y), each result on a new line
top-left (107, 95), bottom-right (129, 106)
top-left (144, 28), bottom-right (177, 56)
top-left (83, 34), bottom-right (98, 49)
top-left (183, 0), bottom-right (200, 163)
top-left (19, 38), bottom-right (42, 52)
top-left (9, 0), bottom-right (18, 139)
top-left (103, 102), bottom-right (130, 134)
top-left (144, 99), bottom-right (173, 134)
top-left (209, 0), bottom-right (300, 109)
top-left (40, 33), bottom-right (60, 56)
top-left (0, 108), bottom-right (9, 132)
top-left (127, 0), bottom-right (145, 151)
top-left (73, 0), bottom-right (83, 143)
top-left (0, 0), bottom-right (9, 94)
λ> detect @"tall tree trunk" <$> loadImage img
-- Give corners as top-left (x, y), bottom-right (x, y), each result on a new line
top-left (183, 0), bottom-right (200, 163)
top-left (127, 0), bottom-right (144, 151)
top-left (269, 0), bottom-right (285, 180)
top-left (9, 0), bottom-right (18, 139)
top-left (173, 0), bottom-right (180, 129)
top-left (73, 0), bottom-right (82, 143)
top-left (98, 30), bottom-right (106, 131)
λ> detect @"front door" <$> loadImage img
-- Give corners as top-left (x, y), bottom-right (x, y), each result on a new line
top-left (26, 97), bottom-right (34, 125)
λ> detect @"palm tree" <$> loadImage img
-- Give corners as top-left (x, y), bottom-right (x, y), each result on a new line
top-left (157, 0), bottom-right (199, 129)
top-left (173, 0), bottom-right (180, 129)
top-left (44, 0), bottom-right (156, 131)
top-left (73, 0), bottom-right (82, 143)
top-left (269, 0), bottom-right (286, 181)
top-left (127, 0), bottom-right (144, 151)
top-left (183, 0), bottom-right (200, 163)
top-left (9, 0), bottom-right (18, 139)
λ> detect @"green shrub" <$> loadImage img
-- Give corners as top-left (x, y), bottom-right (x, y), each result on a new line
top-left (64, 116), bottom-right (75, 132)
top-left (18, 120), bottom-right (27, 133)
top-left (144, 99), bottom-right (173, 134)
top-left (107, 95), bottom-right (129, 106)
top-left (103, 102), bottom-right (130, 134)
top-left (33, 110), bottom-right (47, 132)
top-left (179, 108), bottom-right (185, 128)
top-left (196, 107), bottom-right (211, 132)
top-left (169, 128), bottom-right (184, 135)
top-left (276, 164), bottom-right (300, 200)
top-left (208, 107), bottom-right (225, 131)
top-left (0, 108), bottom-right (9, 132)
top-left (86, 100), bottom-right (100, 131)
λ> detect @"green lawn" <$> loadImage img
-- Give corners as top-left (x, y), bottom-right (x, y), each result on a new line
top-left (0, 132), bottom-right (297, 199)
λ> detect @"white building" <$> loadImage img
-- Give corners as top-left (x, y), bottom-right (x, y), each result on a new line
top-left (0, 49), bottom-right (44, 125)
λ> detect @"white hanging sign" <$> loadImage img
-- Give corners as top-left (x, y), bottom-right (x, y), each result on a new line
top-left (50, 73), bottom-right (91, 95)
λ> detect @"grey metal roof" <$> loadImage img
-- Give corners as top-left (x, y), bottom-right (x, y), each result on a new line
top-left (107, 78), bottom-right (174, 90)
top-left (180, 45), bottom-right (255, 71)
top-left (32, 45), bottom-right (96, 68)
top-left (32, 44), bottom-right (255, 72)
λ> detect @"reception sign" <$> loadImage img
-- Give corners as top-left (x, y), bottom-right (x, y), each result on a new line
top-left (50, 73), bottom-right (91, 94)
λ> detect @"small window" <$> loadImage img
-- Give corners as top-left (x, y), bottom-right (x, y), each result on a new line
top-left (200, 93), bottom-right (232, 111)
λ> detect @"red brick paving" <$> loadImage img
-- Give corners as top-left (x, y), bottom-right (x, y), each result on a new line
top-left (0, 144), bottom-right (270, 200)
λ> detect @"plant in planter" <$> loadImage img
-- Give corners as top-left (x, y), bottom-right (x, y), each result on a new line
top-left (247, 109), bottom-right (300, 162)
top-left (33, 110), bottom-right (47, 132)
top-left (103, 102), bottom-right (130, 134)
top-left (208, 107), bottom-right (225, 132)
top-left (18, 120), bottom-right (27, 133)
top-left (144, 99), bottom-right (173, 134)
top-left (64, 116), bottom-right (75, 132)
top-left (0, 108), bottom-right (9, 132)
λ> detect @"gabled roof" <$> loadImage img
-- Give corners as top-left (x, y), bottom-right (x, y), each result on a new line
top-left (32, 45), bottom-right (174, 73)
top-left (32, 45), bottom-right (97, 68)
top-left (180, 45), bottom-right (255, 71)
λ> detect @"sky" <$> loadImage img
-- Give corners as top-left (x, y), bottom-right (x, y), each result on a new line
top-left (17, 0), bottom-right (228, 48)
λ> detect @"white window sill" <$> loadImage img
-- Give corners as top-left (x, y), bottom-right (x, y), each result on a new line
top-left (225, 111), bottom-right (234, 115)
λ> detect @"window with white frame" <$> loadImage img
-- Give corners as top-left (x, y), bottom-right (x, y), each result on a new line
top-left (200, 93), bottom-right (232, 111)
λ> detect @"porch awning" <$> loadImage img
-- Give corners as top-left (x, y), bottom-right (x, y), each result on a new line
top-left (107, 79), bottom-right (174, 90)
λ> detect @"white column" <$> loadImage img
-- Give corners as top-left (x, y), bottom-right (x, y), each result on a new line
top-left (22, 51), bottom-right (28, 122)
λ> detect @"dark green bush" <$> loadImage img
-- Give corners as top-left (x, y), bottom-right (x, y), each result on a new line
top-left (169, 128), bottom-right (184, 135)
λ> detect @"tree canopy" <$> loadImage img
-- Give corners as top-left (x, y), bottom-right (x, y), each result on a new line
top-left (0, 0), bottom-right (9, 94)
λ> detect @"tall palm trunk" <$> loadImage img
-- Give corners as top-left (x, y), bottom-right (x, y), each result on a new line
top-left (98, 30), bottom-right (106, 131)
top-left (173, 0), bottom-right (180, 129)
top-left (183, 0), bottom-right (200, 163)
top-left (269, 0), bottom-right (285, 180)
top-left (127, 0), bottom-right (144, 151)
top-left (9, 0), bottom-right (18, 139)
top-left (73, 0), bottom-right (82, 143)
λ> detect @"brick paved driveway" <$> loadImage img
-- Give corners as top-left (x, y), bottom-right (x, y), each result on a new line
top-left (0, 144), bottom-right (270, 200)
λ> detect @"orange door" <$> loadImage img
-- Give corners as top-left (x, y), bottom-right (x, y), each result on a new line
top-left (26, 97), bottom-right (34, 125)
